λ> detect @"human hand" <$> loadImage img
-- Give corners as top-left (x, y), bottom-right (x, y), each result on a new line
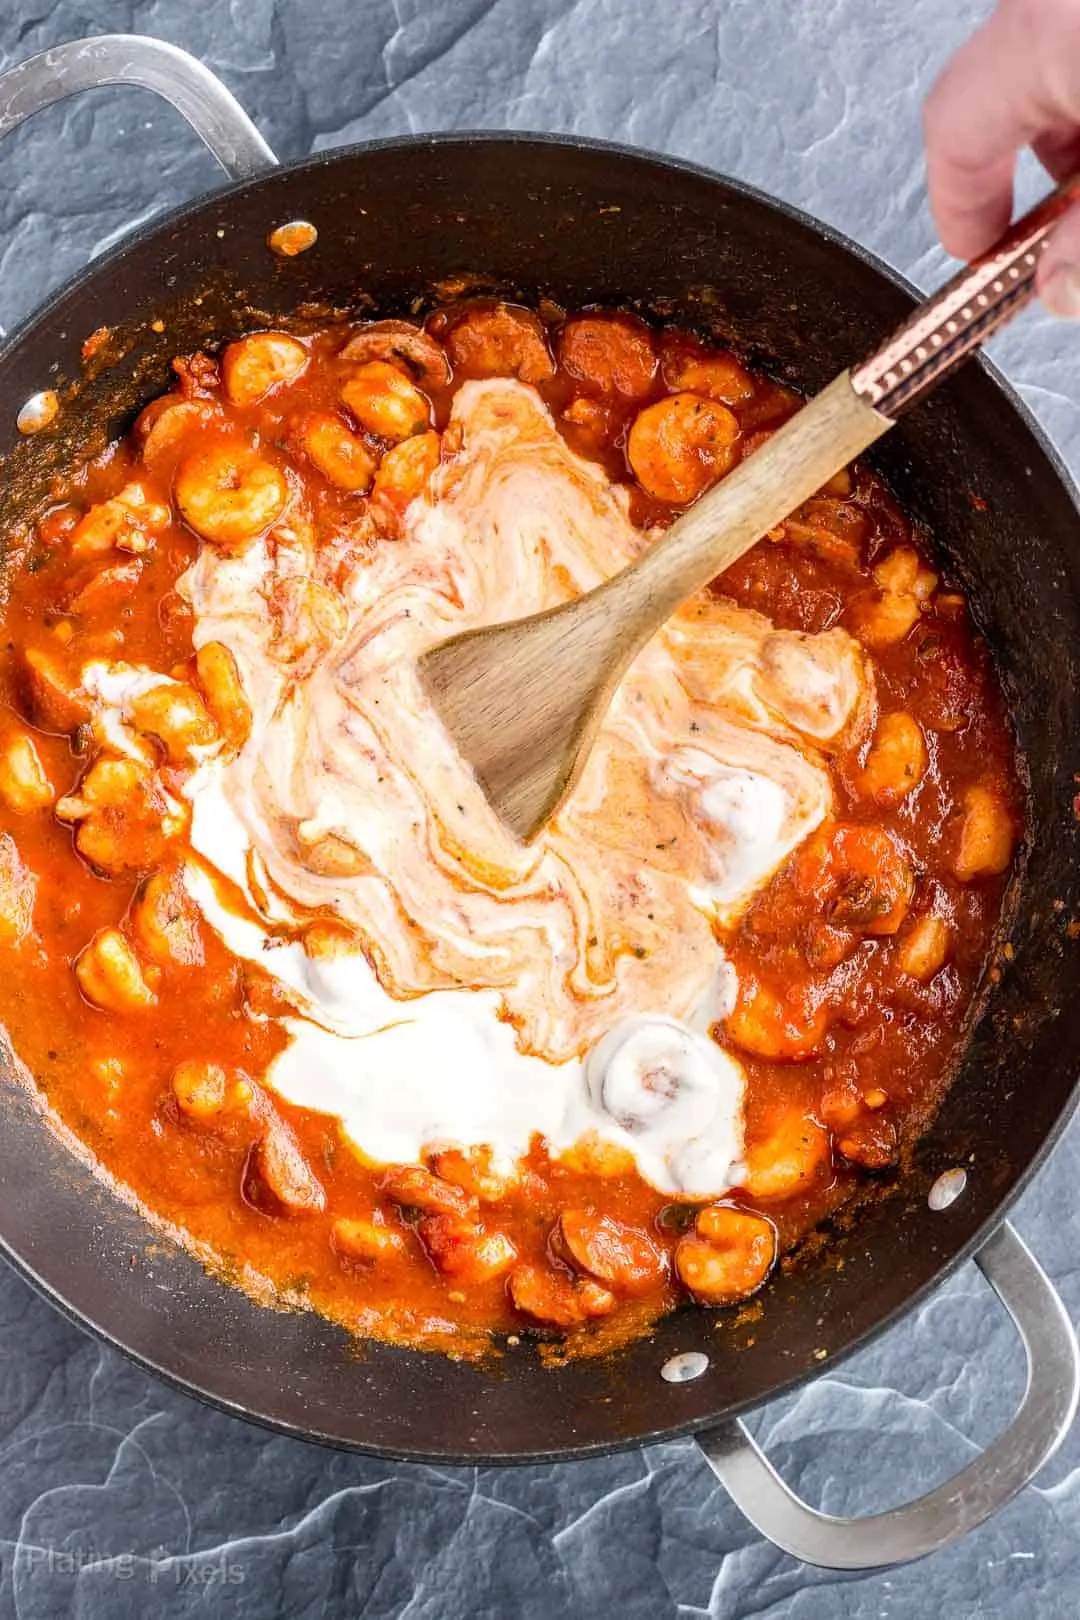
top-left (924, 0), bottom-right (1080, 316)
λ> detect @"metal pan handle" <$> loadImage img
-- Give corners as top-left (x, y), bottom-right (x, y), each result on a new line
top-left (696, 1220), bottom-right (1079, 1569)
top-left (0, 33), bottom-right (278, 180)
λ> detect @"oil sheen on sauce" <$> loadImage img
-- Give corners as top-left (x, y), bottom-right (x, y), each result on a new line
top-left (86, 379), bottom-right (872, 1198)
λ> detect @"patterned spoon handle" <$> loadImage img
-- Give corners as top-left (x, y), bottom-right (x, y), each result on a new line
top-left (851, 175), bottom-right (1080, 418)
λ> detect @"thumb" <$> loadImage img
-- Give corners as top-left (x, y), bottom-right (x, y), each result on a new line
top-left (1038, 203), bottom-right (1080, 317)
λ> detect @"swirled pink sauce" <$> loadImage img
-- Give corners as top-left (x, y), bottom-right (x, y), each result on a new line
top-left (157, 378), bottom-right (871, 1196)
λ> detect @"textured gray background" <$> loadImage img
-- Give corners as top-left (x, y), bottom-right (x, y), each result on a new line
top-left (0, 0), bottom-right (1078, 1615)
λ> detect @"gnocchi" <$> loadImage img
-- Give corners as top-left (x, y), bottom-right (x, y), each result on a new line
top-left (332, 1215), bottom-right (406, 1263)
top-left (194, 641), bottom-right (253, 754)
top-left (858, 712), bottom-right (928, 804)
top-left (0, 726), bottom-right (54, 813)
top-left (299, 411), bottom-right (377, 491)
top-left (69, 482), bottom-right (171, 557)
top-left (953, 785), bottom-right (1015, 881)
top-left (897, 915), bottom-right (950, 981)
top-left (75, 929), bottom-right (157, 1013)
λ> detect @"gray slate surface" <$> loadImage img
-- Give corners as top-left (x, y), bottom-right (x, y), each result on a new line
top-left (0, 0), bottom-right (1079, 1615)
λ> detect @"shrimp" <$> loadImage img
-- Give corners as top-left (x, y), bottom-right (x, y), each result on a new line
top-left (508, 1262), bottom-right (616, 1329)
top-left (793, 822), bottom-right (914, 936)
top-left (857, 712), bottom-right (928, 804)
top-left (56, 757), bottom-right (184, 876)
top-left (340, 360), bottom-right (431, 442)
top-left (0, 726), bottom-right (54, 814)
top-left (74, 928), bottom-right (157, 1013)
top-left (627, 393), bottom-right (740, 503)
top-left (675, 1205), bottom-right (777, 1305)
top-left (299, 411), bottom-right (377, 491)
top-left (175, 445), bottom-right (290, 549)
top-left (194, 641), bottom-right (252, 754)
top-left (556, 315), bottom-right (657, 398)
top-left (373, 430), bottom-right (441, 510)
top-left (723, 973), bottom-right (828, 1061)
top-left (554, 1211), bottom-right (666, 1294)
top-left (340, 320), bottom-right (450, 390)
top-left (221, 332), bottom-right (308, 407)
top-left (443, 304), bottom-right (555, 384)
top-left (952, 784), bottom-right (1015, 881)
top-left (743, 1111), bottom-right (830, 1201)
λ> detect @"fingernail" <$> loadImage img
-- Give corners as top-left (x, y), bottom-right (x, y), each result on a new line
top-left (1042, 264), bottom-right (1080, 320)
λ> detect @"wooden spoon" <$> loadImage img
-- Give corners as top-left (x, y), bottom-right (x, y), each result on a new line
top-left (420, 179), bottom-right (1078, 842)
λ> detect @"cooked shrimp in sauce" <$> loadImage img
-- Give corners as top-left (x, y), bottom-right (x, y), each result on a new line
top-left (0, 302), bottom-right (1022, 1356)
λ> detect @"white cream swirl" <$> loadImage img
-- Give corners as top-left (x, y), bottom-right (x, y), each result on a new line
top-left (163, 377), bottom-right (871, 1194)
top-left (586, 1017), bottom-right (746, 1195)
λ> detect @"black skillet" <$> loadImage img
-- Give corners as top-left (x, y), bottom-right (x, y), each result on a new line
top-left (0, 34), bottom-right (1077, 1571)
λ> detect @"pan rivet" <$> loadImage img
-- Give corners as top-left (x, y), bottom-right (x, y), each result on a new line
top-left (16, 390), bottom-right (59, 435)
top-left (928, 1167), bottom-right (967, 1211)
top-left (269, 220), bottom-right (319, 258)
top-left (661, 1351), bottom-right (709, 1383)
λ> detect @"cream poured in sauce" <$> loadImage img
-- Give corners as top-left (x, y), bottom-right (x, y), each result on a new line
top-left (84, 379), bottom-right (871, 1197)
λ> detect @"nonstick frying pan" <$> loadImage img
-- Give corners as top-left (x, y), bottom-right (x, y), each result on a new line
top-left (0, 34), bottom-right (1078, 1571)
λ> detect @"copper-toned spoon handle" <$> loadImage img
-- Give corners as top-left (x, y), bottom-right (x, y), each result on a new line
top-left (851, 175), bottom-right (1080, 418)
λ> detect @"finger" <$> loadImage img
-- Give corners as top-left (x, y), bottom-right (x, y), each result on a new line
top-left (924, 5), bottom-right (1042, 259)
top-left (1037, 201), bottom-right (1080, 316)
top-left (1033, 126), bottom-right (1080, 180)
